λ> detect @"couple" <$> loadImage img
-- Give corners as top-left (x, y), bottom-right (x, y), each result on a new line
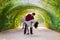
top-left (21, 13), bottom-right (38, 35)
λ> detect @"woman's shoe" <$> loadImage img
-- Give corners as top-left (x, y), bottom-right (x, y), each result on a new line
top-left (27, 33), bottom-right (29, 35)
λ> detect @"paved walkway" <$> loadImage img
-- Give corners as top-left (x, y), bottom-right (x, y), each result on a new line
top-left (0, 27), bottom-right (60, 40)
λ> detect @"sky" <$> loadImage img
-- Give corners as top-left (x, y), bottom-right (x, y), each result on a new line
top-left (21, 0), bottom-right (40, 5)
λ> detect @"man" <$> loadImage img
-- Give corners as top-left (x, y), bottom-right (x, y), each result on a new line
top-left (24, 12), bottom-right (36, 35)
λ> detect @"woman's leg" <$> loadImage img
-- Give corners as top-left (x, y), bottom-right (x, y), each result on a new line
top-left (26, 26), bottom-right (29, 35)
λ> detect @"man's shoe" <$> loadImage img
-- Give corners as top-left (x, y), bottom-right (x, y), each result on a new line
top-left (30, 27), bottom-right (33, 34)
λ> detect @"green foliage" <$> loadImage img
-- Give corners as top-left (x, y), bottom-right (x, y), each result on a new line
top-left (41, 0), bottom-right (60, 32)
top-left (0, 0), bottom-right (60, 32)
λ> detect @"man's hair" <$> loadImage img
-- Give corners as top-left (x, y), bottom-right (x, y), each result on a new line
top-left (32, 12), bottom-right (35, 15)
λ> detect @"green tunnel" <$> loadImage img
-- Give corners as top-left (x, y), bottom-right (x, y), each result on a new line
top-left (0, 0), bottom-right (60, 32)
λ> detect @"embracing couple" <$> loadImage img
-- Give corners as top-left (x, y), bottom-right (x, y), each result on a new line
top-left (21, 13), bottom-right (39, 35)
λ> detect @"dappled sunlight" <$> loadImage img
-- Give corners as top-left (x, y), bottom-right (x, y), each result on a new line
top-left (0, 0), bottom-right (60, 32)
top-left (0, 0), bottom-right (60, 40)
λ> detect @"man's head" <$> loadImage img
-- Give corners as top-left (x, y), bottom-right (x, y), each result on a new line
top-left (32, 12), bottom-right (35, 16)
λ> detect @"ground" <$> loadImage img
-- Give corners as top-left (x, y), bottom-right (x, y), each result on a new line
top-left (0, 27), bottom-right (60, 40)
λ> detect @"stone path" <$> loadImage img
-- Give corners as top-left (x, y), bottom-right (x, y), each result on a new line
top-left (0, 27), bottom-right (60, 40)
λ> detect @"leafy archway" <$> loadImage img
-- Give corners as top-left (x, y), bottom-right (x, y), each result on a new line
top-left (0, 0), bottom-right (60, 32)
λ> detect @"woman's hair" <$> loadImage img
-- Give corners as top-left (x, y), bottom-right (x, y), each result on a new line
top-left (34, 21), bottom-right (39, 28)
top-left (32, 12), bottom-right (35, 15)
